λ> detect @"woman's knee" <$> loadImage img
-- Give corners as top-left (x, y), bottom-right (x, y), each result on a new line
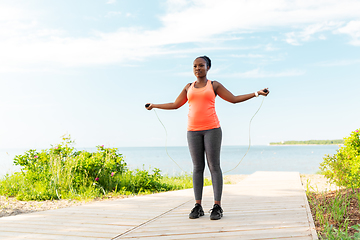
top-left (208, 163), bottom-right (222, 174)
top-left (193, 164), bottom-right (205, 173)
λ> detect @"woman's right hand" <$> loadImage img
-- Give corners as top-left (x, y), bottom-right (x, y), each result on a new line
top-left (145, 103), bottom-right (153, 110)
top-left (144, 83), bottom-right (189, 111)
top-left (258, 88), bottom-right (269, 96)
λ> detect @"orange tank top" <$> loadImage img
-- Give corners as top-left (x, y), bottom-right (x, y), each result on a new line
top-left (187, 80), bottom-right (220, 131)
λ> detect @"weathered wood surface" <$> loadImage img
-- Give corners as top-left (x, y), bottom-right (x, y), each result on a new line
top-left (0, 171), bottom-right (317, 239)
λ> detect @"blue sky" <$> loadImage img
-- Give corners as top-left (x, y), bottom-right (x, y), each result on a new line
top-left (0, 0), bottom-right (359, 149)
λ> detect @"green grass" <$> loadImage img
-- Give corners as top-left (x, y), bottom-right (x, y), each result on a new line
top-left (0, 136), bottom-right (211, 201)
top-left (0, 169), bottom-right (210, 201)
top-left (306, 188), bottom-right (360, 239)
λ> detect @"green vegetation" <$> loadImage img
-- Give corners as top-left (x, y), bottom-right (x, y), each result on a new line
top-left (306, 129), bottom-right (360, 238)
top-left (270, 139), bottom-right (344, 145)
top-left (0, 135), bottom-right (209, 201)
top-left (307, 189), bottom-right (360, 239)
top-left (320, 129), bottom-right (360, 190)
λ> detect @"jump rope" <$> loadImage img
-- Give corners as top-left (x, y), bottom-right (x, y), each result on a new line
top-left (145, 88), bottom-right (268, 174)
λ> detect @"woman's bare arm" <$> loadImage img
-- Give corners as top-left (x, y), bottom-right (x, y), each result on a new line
top-left (145, 83), bottom-right (190, 110)
top-left (213, 81), bottom-right (269, 104)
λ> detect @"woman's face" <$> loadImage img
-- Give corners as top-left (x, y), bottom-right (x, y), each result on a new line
top-left (193, 58), bottom-right (209, 78)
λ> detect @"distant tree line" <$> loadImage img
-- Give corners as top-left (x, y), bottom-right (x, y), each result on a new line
top-left (269, 140), bottom-right (344, 145)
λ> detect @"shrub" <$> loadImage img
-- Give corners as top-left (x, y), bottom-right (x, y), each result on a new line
top-left (0, 135), bottom-right (199, 200)
top-left (320, 129), bottom-right (360, 189)
top-left (0, 135), bottom-right (125, 200)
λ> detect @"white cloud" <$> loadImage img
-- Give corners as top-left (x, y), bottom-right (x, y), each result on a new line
top-left (336, 21), bottom-right (360, 46)
top-left (231, 54), bottom-right (265, 58)
top-left (315, 59), bottom-right (360, 67)
top-left (159, 0), bottom-right (360, 42)
top-left (318, 34), bottom-right (327, 40)
top-left (0, 6), bottom-right (26, 21)
top-left (285, 32), bottom-right (301, 46)
top-left (285, 21), bottom-right (343, 45)
top-left (106, 0), bottom-right (116, 4)
top-left (224, 68), bottom-right (305, 79)
top-left (265, 43), bottom-right (278, 51)
top-left (1, 0), bottom-right (360, 71)
top-left (105, 11), bottom-right (122, 18)
top-left (0, 66), bottom-right (55, 73)
top-left (230, 52), bottom-right (286, 64)
top-left (166, 0), bottom-right (192, 12)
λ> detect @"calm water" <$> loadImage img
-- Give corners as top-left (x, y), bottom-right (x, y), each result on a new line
top-left (0, 145), bottom-right (339, 177)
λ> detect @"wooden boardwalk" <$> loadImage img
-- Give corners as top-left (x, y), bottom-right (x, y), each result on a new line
top-left (0, 171), bottom-right (317, 239)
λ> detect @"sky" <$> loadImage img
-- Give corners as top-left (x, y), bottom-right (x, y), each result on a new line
top-left (0, 0), bottom-right (359, 149)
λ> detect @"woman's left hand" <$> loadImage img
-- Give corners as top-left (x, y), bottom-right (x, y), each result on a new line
top-left (258, 88), bottom-right (269, 96)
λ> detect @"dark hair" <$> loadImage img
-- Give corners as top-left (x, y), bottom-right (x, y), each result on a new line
top-left (196, 56), bottom-right (211, 69)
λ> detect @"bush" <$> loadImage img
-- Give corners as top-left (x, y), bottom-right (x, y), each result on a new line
top-left (320, 129), bottom-right (360, 189)
top-left (0, 135), bottom-right (127, 200)
top-left (0, 135), bottom-right (200, 200)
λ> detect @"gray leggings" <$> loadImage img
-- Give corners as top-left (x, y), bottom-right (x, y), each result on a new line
top-left (187, 127), bottom-right (223, 202)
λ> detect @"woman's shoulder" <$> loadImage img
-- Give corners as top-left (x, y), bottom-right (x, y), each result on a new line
top-left (184, 82), bottom-right (192, 91)
top-left (211, 80), bottom-right (222, 87)
top-left (211, 81), bottom-right (224, 95)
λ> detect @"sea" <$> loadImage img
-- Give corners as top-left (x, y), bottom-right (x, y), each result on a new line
top-left (0, 145), bottom-right (340, 178)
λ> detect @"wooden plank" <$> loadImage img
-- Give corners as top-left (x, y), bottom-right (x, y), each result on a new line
top-left (120, 226), bottom-right (312, 239)
top-left (0, 224), bottom-right (129, 234)
top-left (0, 232), bottom-right (110, 240)
top-left (0, 171), bottom-right (318, 239)
top-left (119, 222), bottom-right (311, 235)
top-left (0, 229), bottom-right (115, 239)
top-left (118, 171), bottom-right (317, 239)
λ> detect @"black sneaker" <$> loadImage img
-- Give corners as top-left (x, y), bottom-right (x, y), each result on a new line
top-left (189, 203), bottom-right (204, 219)
top-left (209, 204), bottom-right (223, 220)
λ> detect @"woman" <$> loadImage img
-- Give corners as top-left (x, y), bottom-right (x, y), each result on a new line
top-left (145, 56), bottom-right (269, 220)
